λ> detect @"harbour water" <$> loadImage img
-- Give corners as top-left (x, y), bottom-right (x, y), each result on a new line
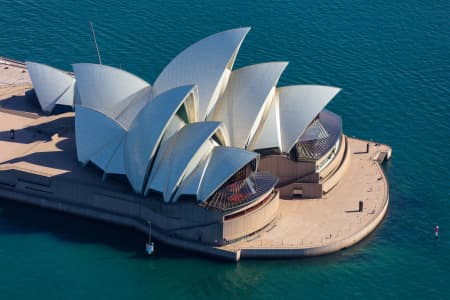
top-left (0, 0), bottom-right (449, 298)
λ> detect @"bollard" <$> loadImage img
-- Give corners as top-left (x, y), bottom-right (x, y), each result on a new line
top-left (435, 225), bottom-right (439, 239)
top-left (10, 129), bottom-right (15, 139)
top-left (359, 200), bottom-right (364, 212)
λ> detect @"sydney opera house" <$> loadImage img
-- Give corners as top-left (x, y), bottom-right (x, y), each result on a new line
top-left (0, 28), bottom-right (390, 259)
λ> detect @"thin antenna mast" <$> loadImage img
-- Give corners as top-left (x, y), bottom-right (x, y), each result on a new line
top-left (90, 21), bottom-right (102, 64)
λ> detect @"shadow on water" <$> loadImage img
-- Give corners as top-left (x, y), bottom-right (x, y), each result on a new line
top-left (0, 195), bottom-right (388, 265)
top-left (0, 197), bottom-right (211, 261)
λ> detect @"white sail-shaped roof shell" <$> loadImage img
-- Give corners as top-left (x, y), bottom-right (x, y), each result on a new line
top-left (251, 85), bottom-right (341, 153)
top-left (145, 122), bottom-right (222, 202)
top-left (73, 64), bottom-right (152, 177)
top-left (26, 61), bottom-right (75, 113)
top-left (75, 105), bottom-right (126, 169)
top-left (152, 27), bottom-right (250, 120)
top-left (114, 86), bottom-right (152, 129)
top-left (278, 85), bottom-right (340, 152)
top-left (126, 85), bottom-right (199, 193)
top-left (73, 63), bottom-right (150, 118)
top-left (209, 62), bottom-right (288, 149)
top-left (198, 147), bottom-right (258, 202)
top-left (29, 28), bottom-right (346, 205)
top-left (104, 136), bottom-right (127, 174)
top-left (89, 133), bottom-right (126, 172)
top-left (250, 91), bottom-right (282, 150)
top-left (172, 155), bottom-right (210, 201)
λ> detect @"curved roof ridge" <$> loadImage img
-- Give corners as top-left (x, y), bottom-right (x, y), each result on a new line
top-left (76, 104), bottom-right (127, 130)
top-left (73, 63), bottom-right (149, 85)
top-left (104, 135), bottom-right (127, 175)
top-left (152, 27), bottom-right (251, 120)
top-left (197, 147), bottom-right (259, 203)
top-left (209, 61), bottom-right (288, 149)
top-left (249, 90), bottom-right (281, 150)
top-left (89, 131), bottom-right (126, 172)
top-left (125, 85), bottom-right (198, 193)
top-left (230, 61), bottom-right (288, 73)
top-left (277, 84), bottom-right (341, 152)
top-left (73, 63), bottom-right (150, 118)
top-left (74, 105), bottom-right (127, 165)
top-left (26, 61), bottom-right (75, 113)
top-left (172, 152), bottom-right (212, 202)
top-left (145, 121), bottom-right (222, 202)
top-left (114, 86), bottom-right (153, 129)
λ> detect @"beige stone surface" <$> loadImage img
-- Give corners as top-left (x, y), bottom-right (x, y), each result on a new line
top-left (219, 137), bottom-right (390, 255)
top-left (0, 58), bottom-right (30, 87)
top-left (0, 71), bottom-right (78, 177)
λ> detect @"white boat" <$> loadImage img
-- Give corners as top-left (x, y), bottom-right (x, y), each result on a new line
top-left (146, 242), bottom-right (154, 255)
top-left (146, 221), bottom-right (154, 255)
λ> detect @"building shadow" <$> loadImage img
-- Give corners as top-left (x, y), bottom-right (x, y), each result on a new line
top-left (0, 197), bottom-right (214, 261)
top-left (0, 115), bottom-right (74, 144)
top-left (3, 138), bottom-right (77, 171)
top-left (0, 89), bottom-right (42, 115)
top-left (0, 88), bottom-right (73, 116)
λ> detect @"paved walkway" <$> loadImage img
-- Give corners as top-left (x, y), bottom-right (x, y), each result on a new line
top-left (219, 138), bottom-right (390, 256)
top-left (0, 59), bottom-right (30, 87)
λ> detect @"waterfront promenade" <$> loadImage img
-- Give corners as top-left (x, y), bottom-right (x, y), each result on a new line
top-left (221, 137), bottom-right (390, 259)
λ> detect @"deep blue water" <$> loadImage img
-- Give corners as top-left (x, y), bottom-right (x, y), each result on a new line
top-left (0, 0), bottom-right (449, 298)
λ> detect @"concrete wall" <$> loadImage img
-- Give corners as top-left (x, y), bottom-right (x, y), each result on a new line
top-left (319, 135), bottom-right (346, 180)
top-left (322, 137), bottom-right (352, 193)
top-left (259, 155), bottom-right (315, 186)
top-left (223, 191), bottom-right (279, 242)
top-left (0, 169), bottom-right (222, 243)
top-left (0, 167), bottom-right (280, 247)
top-left (258, 136), bottom-right (347, 200)
top-left (260, 135), bottom-right (349, 199)
top-left (278, 182), bottom-right (322, 199)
